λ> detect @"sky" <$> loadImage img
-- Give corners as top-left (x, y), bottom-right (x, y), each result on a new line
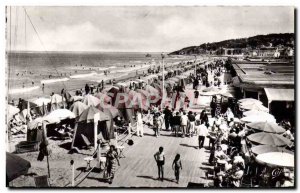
top-left (6, 6), bottom-right (294, 52)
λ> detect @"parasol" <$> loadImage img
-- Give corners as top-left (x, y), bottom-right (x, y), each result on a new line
top-left (77, 106), bottom-right (109, 123)
top-left (241, 115), bottom-right (276, 123)
top-left (255, 152), bottom-right (294, 168)
top-left (240, 102), bottom-right (269, 112)
top-left (243, 110), bottom-right (273, 117)
top-left (7, 105), bottom-right (20, 120)
top-left (69, 101), bottom-right (88, 118)
top-left (247, 132), bottom-right (292, 146)
top-left (70, 95), bottom-right (84, 102)
top-left (238, 98), bottom-right (262, 104)
top-left (83, 94), bottom-right (101, 107)
top-left (251, 145), bottom-right (294, 155)
top-left (247, 122), bottom-right (285, 134)
top-left (46, 109), bottom-right (75, 121)
top-left (31, 97), bottom-right (51, 107)
top-left (50, 94), bottom-right (65, 104)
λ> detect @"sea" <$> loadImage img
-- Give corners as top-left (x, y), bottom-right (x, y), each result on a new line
top-left (7, 51), bottom-right (194, 102)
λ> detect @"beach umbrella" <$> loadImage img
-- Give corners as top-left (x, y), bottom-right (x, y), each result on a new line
top-left (152, 83), bottom-right (163, 94)
top-left (220, 92), bottom-right (234, 98)
top-left (202, 87), bottom-right (221, 93)
top-left (126, 90), bottom-right (149, 110)
top-left (247, 132), bottom-right (292, 146)
top-left (113, 92), bottom-right (129, 109)
top-left (135, 79), bottom-right (146, 83)
top-left (241, 115), bottom-right (276, 123)
top-left (107, 86), bottom-right (119, 94)
top-left (255, 152), bottom-right (294, 168)
top-left (99, 106), bottom-right (120, 118)
top-left (7, 105), bottom-right (20, 120)
top-left (77, 106), bottom-right (109, 123)
top-left (31, 97), bottom-right (51, 107)
top-left (238, 98), bottom-right (262, 104)
top-left (165, 79), bottom-right (176, 86)
top-left (46, 109), bottom-right (75, 121)
top-left (95, 92), bottom-right (112, 104)
top-left (105, 86), bottom-right (120, 104)
top-left (19, 109), bottom-right (30, 122)
top-left (145, 85), bottom-right (159, 94)
top-left (247, 122), bottom-right (285, 134)
top-left (243, 110), bottom-right (273, 117)
top-left (136, 89), bottom-right (149, 98)
top-left (83, 94), bottom-right (101, 107)
top-left (6, 152), bottom-right (31, 182)
top-left (69, 101), bottom-right (88, 117)
top-left (28, 116), bottom-right (60, 130)
top-left (70, 95), bottom-right (84, 102)
top-left (251, 145), bottom-right (294, 156)
top-left (115, 82), bottom-right (127, 88)
top-left (50, 94), bottom-right (65, 104)
top-left (169, 77), bottom-right (180, 83)
top-left (240, 103), bottom-right (269, 112)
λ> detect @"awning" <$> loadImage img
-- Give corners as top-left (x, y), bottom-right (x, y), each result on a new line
top-left (264, 88), bottom-right (294, 102)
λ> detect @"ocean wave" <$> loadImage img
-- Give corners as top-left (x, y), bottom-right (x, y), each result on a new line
top-left (41, 78), bottom-right (69, 84)
top-left (9, 86), bottom-right (40, 94)
top-left (69, 72), bottom-right (97, 79)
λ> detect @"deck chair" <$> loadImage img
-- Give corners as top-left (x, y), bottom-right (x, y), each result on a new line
top-left (34, 175), bottom-right (50, 187)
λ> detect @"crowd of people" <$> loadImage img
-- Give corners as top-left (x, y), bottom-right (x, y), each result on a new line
top-left (7, 57), bottom-right (295, 187)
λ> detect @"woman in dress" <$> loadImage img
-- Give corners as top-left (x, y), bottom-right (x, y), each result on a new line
top-left (106, 145), bottom-right (120, 184)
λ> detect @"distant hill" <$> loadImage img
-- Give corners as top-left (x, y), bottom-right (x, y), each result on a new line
top-left (169, 33), bottom-right (294, 55)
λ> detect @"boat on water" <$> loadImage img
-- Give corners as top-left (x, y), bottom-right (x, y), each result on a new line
top-left (145, 53), bottom-right (152, 57)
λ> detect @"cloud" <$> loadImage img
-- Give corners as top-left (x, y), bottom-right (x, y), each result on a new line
top-left (7, 6), bottom-right (294, 52)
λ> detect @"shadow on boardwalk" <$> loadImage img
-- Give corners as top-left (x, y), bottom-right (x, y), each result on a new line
top-left (180, 143), bottom-right (198, 149)
top-left (137, 175), bottom-right (175, 183)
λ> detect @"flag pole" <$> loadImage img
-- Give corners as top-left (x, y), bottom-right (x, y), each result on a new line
top-left (42, 122), bottom-right (51, 178)
top-left (161, 53), bottom-right (165, 110)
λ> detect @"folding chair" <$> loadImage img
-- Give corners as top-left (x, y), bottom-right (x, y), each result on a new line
top-left (34, 175), bottom-right (50, 187)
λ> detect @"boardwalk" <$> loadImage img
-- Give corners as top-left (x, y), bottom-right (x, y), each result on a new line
top-left (10, 69), bottom-right (230, 188)
top-left (78, 127), bottom-right (212, 188)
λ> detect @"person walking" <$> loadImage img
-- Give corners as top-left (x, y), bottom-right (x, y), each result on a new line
top-left (154, 146), bottom-right (165, 181)
top-left (198, 122), bottom-right (208, 149)
top-left (136, 110), bottom-right (143, 137)
top-left (172, 154), bottom-right (183, 184)
top-left (180, 112), bottom-right (188, 137)
top-left (163, 106), bottom-right (172, 131)
top-left (85, 83), bottom-right (90, 95)
top-left (194, 89), bottom-right (199, 105)
top-left (105, 145), bottom-right (120, 184)
top-left (172, 112), bottom-right (181, 137)
top-left (153, 114), bottom-right (160, 137)
top-left (188, 111), bottom-right (196, 137)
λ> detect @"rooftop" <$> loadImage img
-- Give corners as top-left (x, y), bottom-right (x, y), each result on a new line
top-left (232, 62), bottom-right (294, 89)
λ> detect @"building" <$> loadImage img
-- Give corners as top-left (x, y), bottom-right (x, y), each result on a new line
top-left (256, 47), bottom-right (279, 58)
top-left (231, 61), bottom-right (294, 123)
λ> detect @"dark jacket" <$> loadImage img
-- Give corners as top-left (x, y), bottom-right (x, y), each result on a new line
top-left (172, 115), bottom-right (181, 126)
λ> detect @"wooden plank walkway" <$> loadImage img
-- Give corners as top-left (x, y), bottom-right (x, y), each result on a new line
top-left (78, 126), bottom-right (212, 187)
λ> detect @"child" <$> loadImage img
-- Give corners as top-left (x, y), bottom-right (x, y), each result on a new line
top-left (172, 154), bottom-right (183, 183)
